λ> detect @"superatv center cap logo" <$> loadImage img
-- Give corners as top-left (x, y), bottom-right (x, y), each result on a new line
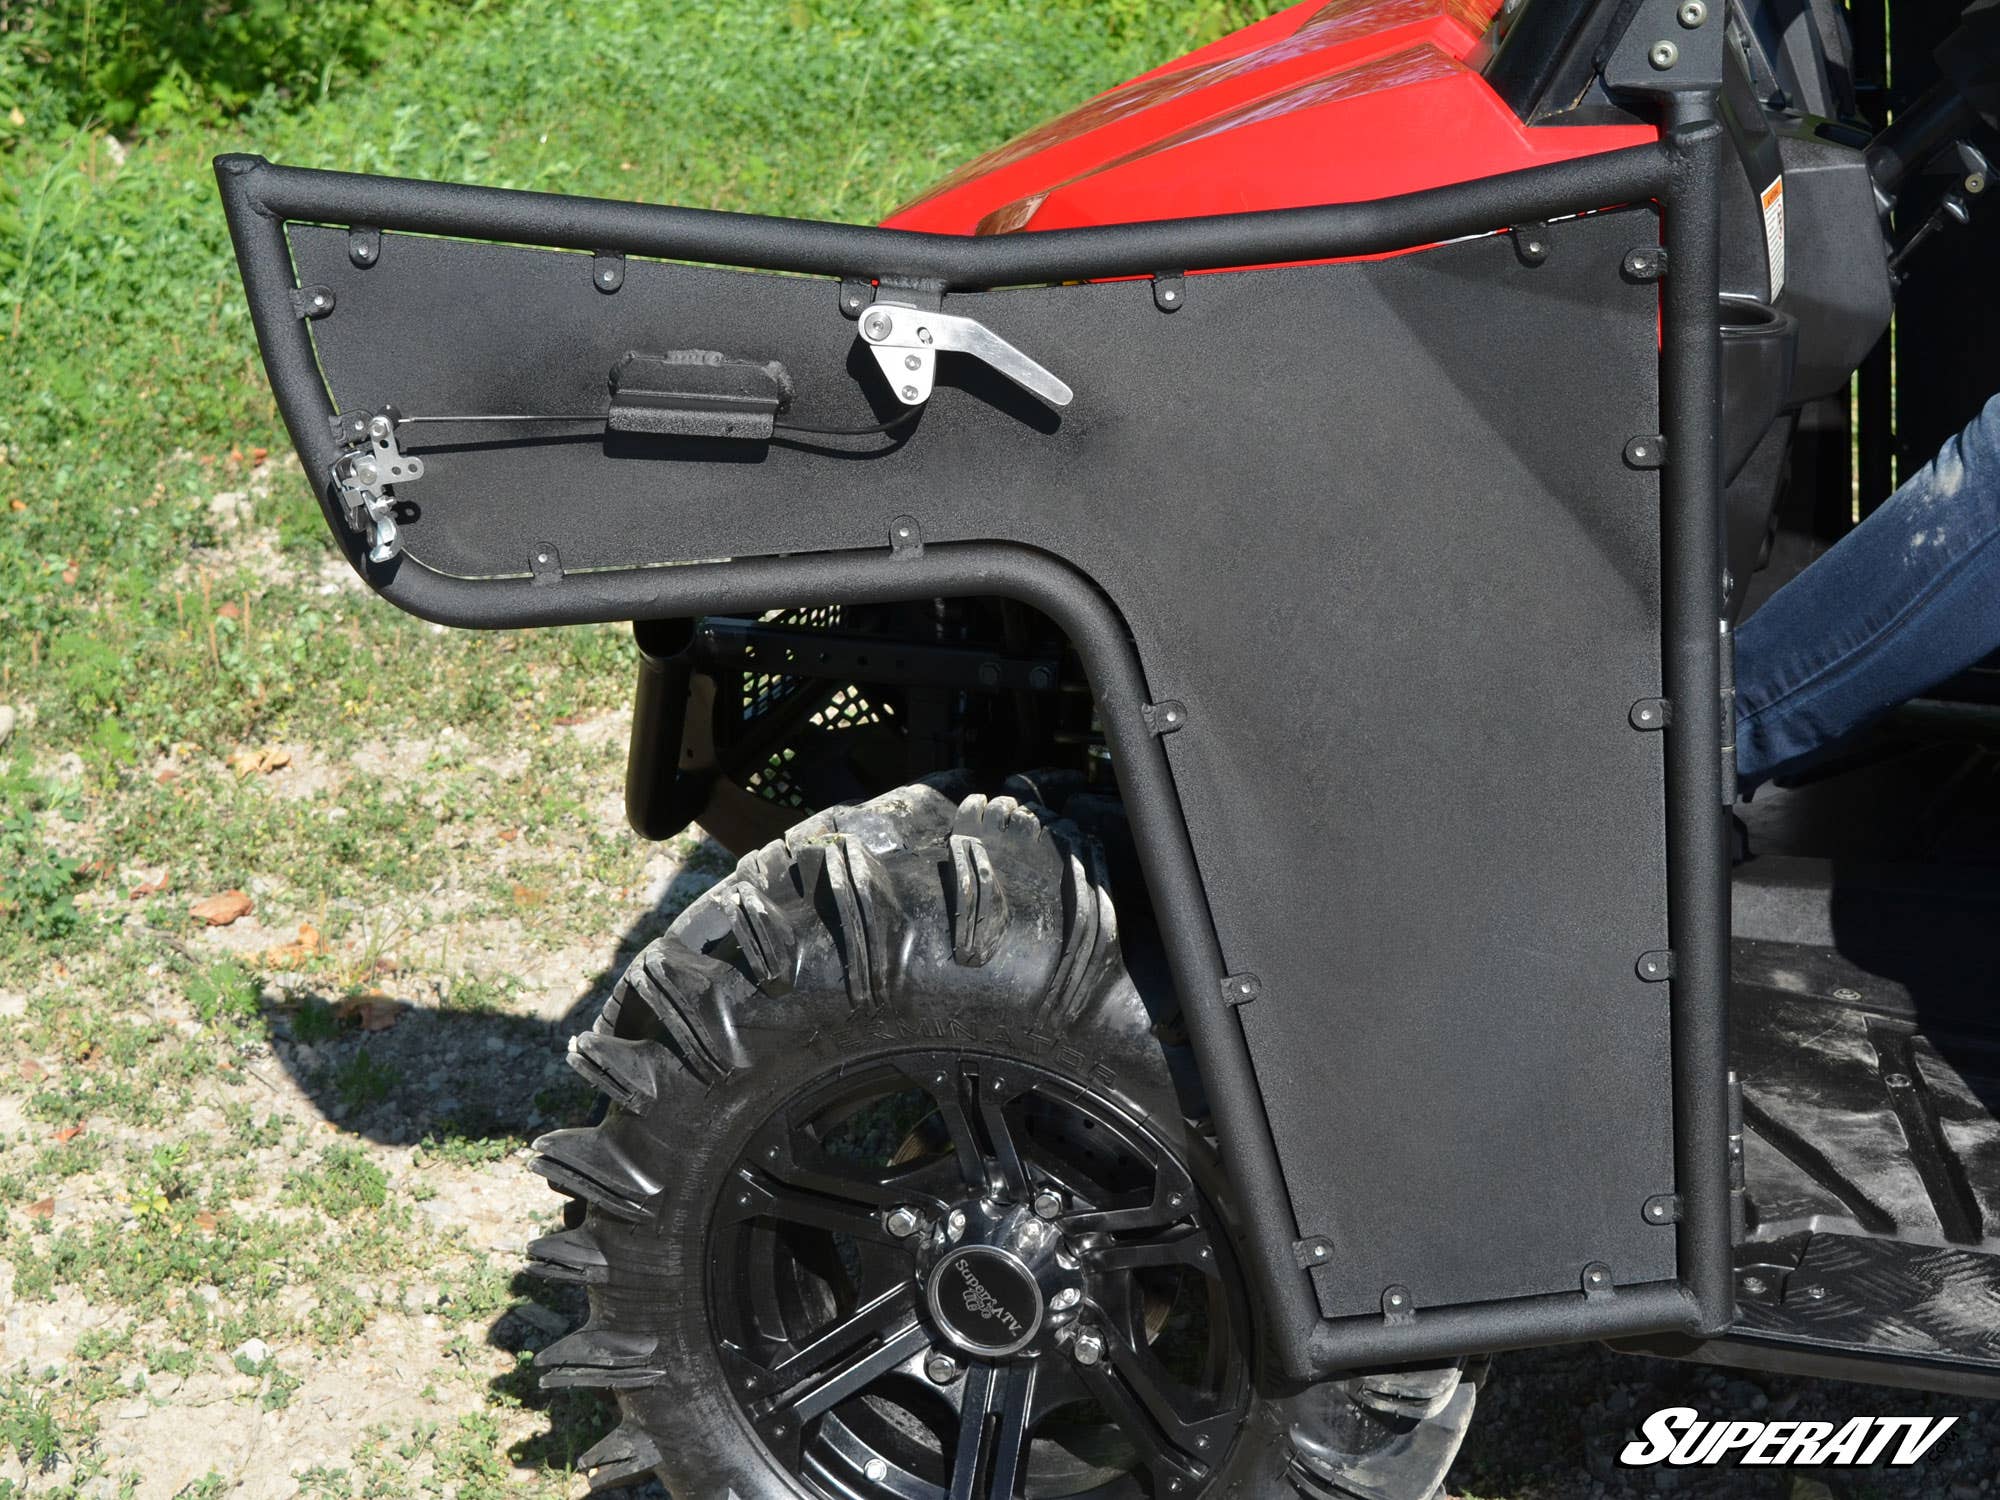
top-left (927, 1246), bottom-right (1043, 1358)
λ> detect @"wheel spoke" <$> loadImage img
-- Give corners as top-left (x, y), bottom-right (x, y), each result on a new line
top-left (723, 1171), bottom-right (902, 1244)
top-left (1060, 1157), bottom-right (1197, 1236)
top-left (1069, 1350), bottom-right (1207, 1490)
top-left (755, 1120), bottom-right (955, 1216)
top-left (765, 1283), bottom-right (920, 1390)
top-left (946, 1362), bottom-right (1037, 1500)
top-left (1086, 1224), bottom-right (1219, 1278)
top-left (781, 1314), bottom-right (931, 1424)
top-left (908, 1062), bottom-right (991, 1189)
top-left (1098, 1326), bottom-right (1239, 1473)
top-left (986, 1363), bottom-right (1036, 1499)
top-left (973, 1070), bottom-right (1031, 1196)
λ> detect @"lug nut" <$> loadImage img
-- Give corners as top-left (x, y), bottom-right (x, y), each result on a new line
top-left (1072, 1327), bottom-right (1106, 1366)
top-left (925, 1352), bottom-right (963, 1385)
top-left (368, 415), bottom-right (392, 439)
top-left (885, 1206), bottom-right (922, 1239)
top-left (947, 1209), bottom-right (968, 1242)
top-left (1032, 1189), bottom-right (1064, 1221)
top-left (1051, 1287), bottom-right (1082, 1312)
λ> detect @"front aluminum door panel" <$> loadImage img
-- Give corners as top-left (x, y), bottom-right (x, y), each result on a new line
top-left (285, 203), bottom-right (1678, 1316)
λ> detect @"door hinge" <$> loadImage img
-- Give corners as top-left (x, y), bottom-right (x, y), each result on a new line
top-left (1727, 1068), bottom-right (1746, 1243)
top-left (1719, 617), bottom-right (1738, 803)
top-left (329, 408), bottom-right (423, 563)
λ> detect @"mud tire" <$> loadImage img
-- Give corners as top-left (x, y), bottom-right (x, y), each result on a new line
top-left (529, 777), bottom-right (1472, 1498)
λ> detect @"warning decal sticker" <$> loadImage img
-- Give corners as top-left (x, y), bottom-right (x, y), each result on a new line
top-left (1761, 176), bottom-right (1786, 299)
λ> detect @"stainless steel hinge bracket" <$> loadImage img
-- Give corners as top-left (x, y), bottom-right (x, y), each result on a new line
top-left (1727, 1068), bottom-right (1747, 1242)
top-left (1719, 617), bottom-right (1738, 802)
top-left (329, 408), bottom-right (424, 563)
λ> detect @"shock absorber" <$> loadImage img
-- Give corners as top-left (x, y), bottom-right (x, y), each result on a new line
top-left (624, 618), bottom-right (698, 839)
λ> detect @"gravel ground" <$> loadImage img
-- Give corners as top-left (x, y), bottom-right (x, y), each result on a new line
top-left (10, 888), bottom-right (1989, 1500)
top-left (2, 514), bottom-right (1990, 1494)
top-left (8, 774), bottom-right (1995, 1500)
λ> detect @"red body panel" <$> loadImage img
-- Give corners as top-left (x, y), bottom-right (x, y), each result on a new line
top-left (883, 0), bottom-right (1655, 236)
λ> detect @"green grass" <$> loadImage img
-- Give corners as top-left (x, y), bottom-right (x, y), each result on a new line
top-left (283, 1143), bottom-right (390, 1218)
top-left (0, 0), bottom-right (1284, 998)
top-left (0, 0), bottom-right (1287, 1491)
top-left (329, 1045), bottom-right (401, 1111)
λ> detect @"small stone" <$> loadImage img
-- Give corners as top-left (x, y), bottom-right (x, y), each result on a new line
top-left (232, 1337), bottom-right (271, 1366)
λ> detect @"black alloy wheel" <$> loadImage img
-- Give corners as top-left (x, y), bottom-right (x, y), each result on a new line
top-left (707, 1052), bottom-right (1251, 1497)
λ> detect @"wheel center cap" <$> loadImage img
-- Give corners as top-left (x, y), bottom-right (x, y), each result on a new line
top-left (926, 1245), bottom-right (1044, 1358)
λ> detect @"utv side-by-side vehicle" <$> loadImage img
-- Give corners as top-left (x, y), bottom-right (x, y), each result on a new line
top-left (217, 0), bottom-right (2000, 1493)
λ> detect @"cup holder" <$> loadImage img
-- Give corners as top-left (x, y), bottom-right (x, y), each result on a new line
top-left (1719, 293), bottom-right (1798, 483)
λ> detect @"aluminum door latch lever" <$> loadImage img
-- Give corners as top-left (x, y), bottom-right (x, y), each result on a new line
top-left (857, 302), bottom-right (1073, 409)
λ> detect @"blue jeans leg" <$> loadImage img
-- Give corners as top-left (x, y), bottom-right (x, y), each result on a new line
top-left (1734, 392), bottom-right (2000, 792)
